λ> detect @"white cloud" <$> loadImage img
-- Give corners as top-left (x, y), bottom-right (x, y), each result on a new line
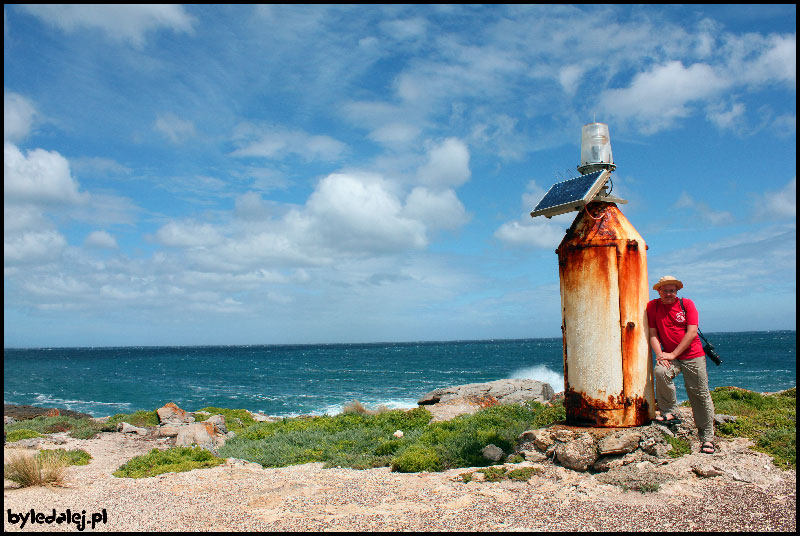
top-left (4, 229), bottom-right (67, 265)
top-left (403, 187), bottom-right (470, 231)
top-left (558, 64), bottom-right (585, 95)
top-left (494, 217), bottom-right (570, 249)
top-left (673, 192), bottom-right (734, 226)
top-left (20, 4), bottom-right (194, 48)
top-left (756, 177), bottom-right (796, 220)
top-left (84, 230), bottom-right (118, 249)
top-left (4, 142), bottom-right (84, 205)
top-left (231, 123), bottom-right (347, 162)
top-left (417, 138), bottom-right (471, 189)
top-left (707, 102), bottom-right (746, 130)
top-left (600, 61), bottom-right (730, 133)
top-left (154, 113), bottom-right (196, 144)
top-left (306, 173), bottom-right (428, 252)
top-left (4, 92), bottom-right (37, 143)
top-left (155, 221), bottom-right (225, 248)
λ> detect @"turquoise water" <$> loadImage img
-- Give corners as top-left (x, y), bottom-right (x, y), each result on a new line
top-left (4, 331), bottom-right (795, 417)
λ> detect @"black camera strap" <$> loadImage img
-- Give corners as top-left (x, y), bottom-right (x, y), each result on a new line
top-left (678, 298), bottom-right (709, 343)
top-left (679, 298), bottom-right (722, 365)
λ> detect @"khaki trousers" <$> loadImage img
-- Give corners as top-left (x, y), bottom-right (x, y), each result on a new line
top-left (654, 356), bottom-right (716, 442)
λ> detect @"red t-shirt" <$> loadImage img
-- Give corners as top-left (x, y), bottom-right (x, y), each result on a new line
top-left (646, 297), bottom-right (705, 360)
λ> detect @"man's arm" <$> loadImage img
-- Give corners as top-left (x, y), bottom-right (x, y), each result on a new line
top-left (659, 324), bottom-right (698, 364)
top-left (649, 327), bottom-right (666, 366)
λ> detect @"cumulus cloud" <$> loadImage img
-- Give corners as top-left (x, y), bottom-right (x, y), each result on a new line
top-left (4, 142), bottom-right (84, 205)
top-left (494, 217), bottom-right (570, 249)
top-left (416, 138), bottom-right (471, 189)
top-left (4, 229), bottom-right (67, 265)
top-left (155, 221), bottom-right (225, 248)
top-left (306, 173), bottom-right (427, 252)
top-left (4, 92), bottom-right (37, 143)
top-left (403, 187), bottom-right (470, 231)
top-left (84, 230), bottom-right (118, 249)
top-left (19, 4), bottom-right (194, 48)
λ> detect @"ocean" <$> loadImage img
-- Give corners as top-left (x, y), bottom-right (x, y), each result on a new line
top-left (4, 331), bottom-right (796, 418)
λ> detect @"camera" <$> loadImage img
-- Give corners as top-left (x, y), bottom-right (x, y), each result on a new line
top-left (703, 342), bottom-right (722, 366)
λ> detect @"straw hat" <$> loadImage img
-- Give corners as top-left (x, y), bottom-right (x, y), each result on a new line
top-left (653, 275), bottom-right (683, 291)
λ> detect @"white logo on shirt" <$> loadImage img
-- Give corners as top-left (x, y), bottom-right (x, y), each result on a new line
top-left (676, 311), bottom-right (686, 323)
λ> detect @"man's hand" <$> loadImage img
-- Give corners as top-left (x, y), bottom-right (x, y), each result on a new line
top-left (657, 352), bottom-right (676, 368)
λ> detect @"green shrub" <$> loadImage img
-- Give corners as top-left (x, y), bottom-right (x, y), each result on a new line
top-left (219, 400), bottom-right (570, 473)
top-left (390, 445), bottom-right (443, 473)
top-left (6, 428), bottom-right (43, 442)
top-left (4, 416), bottom-right (107, 440)
top-left (113, 447), bottom-right (224, 478)
top-left (711, 387), bottom-right (795, 469)
top-left (105, 410), bottom-right (159, 429)
top-left (38, 448), bottom-right (92, 466)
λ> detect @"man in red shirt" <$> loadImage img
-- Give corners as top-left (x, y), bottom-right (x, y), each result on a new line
top-left (647, 275), bottom-right (716, 454)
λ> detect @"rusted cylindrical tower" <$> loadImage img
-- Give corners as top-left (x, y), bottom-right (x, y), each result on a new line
top-left (556, 201), bottom-right (655, 427)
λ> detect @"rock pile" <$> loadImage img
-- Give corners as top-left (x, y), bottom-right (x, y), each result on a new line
top-left (116, 402), bottom-right (233, 453)
top-left (517, 423), bottom-right (671, 472)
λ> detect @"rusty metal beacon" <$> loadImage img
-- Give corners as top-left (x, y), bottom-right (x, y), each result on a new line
top-left (530, 122), bottom-right (656, 427)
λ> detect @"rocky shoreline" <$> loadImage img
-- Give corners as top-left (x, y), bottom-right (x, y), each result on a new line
top-left (4, 381), bottom-right (796, 531)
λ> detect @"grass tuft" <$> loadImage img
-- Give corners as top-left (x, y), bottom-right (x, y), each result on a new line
top-left (38, 448), bottom-right (92, 466)
top-left (4, 453), bottom-right (66, 487)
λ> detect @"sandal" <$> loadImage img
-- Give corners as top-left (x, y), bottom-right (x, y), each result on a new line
top-left (701, 442), bottom-right (716, 454)
top-left (655, 414), bottom-right (682, 425)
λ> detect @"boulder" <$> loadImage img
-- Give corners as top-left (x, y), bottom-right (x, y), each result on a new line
top-left (481, 444), bottom-right (505, 462)
top-left (554, 433), bottom-right (598, 472)
top-left (117, 422), bottom-right (148, 435)
top-left (157, 402), bottom-right (195, 425)
top-left (175, 421), bottom-right (227, 450)
top-left (418, 379), bottom-right (554, 407)
top-left (597, 431), bottom-right (642, 456)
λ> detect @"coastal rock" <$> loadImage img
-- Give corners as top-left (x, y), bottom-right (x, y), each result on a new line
top-left (118, 422), bottom-right (149, 435)
top-left (157, 402), bottom-right (195, 425)
top-left (693, 464), bottom-right (724, 478)
top-left (175, 420), bottom-right (227, 451)
top-left (597, 431), bottom-right (641, 456)
top-left (481, 444), bottom-right (505, 462)
top-left (206, 414), bottom-right (228, 435)
top-left (418, 379), bottom-right (555, 407)
top-left (554, 433), bottom-right (597, 472)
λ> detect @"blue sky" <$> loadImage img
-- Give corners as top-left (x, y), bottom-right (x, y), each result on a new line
top-left (3, 5), bottom-right (796, 348)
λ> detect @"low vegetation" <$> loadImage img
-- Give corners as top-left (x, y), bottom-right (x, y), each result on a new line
top-left (4, 416), bottom-right (110, 440)
top-left (460, 465), bottom-right (541, 483)
top-left (38, 448), bottom-right (92, 466)
top-left (4, 453), bottom-right (66, 488)
top-left (6, 428), bottom-right (43, 443)
top-left (113, 447), bottom-right (225, 478)
top-left (709, 386), bottom-right (796, 469)
top-left (219, 400), bottom-right (566, 473)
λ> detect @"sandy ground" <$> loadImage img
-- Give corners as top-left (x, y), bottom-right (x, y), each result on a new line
top-left (3, 428), bottom-right (796, 532)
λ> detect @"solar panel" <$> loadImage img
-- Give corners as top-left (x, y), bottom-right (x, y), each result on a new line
top-left (530, 170), bottom-right (609, 219)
